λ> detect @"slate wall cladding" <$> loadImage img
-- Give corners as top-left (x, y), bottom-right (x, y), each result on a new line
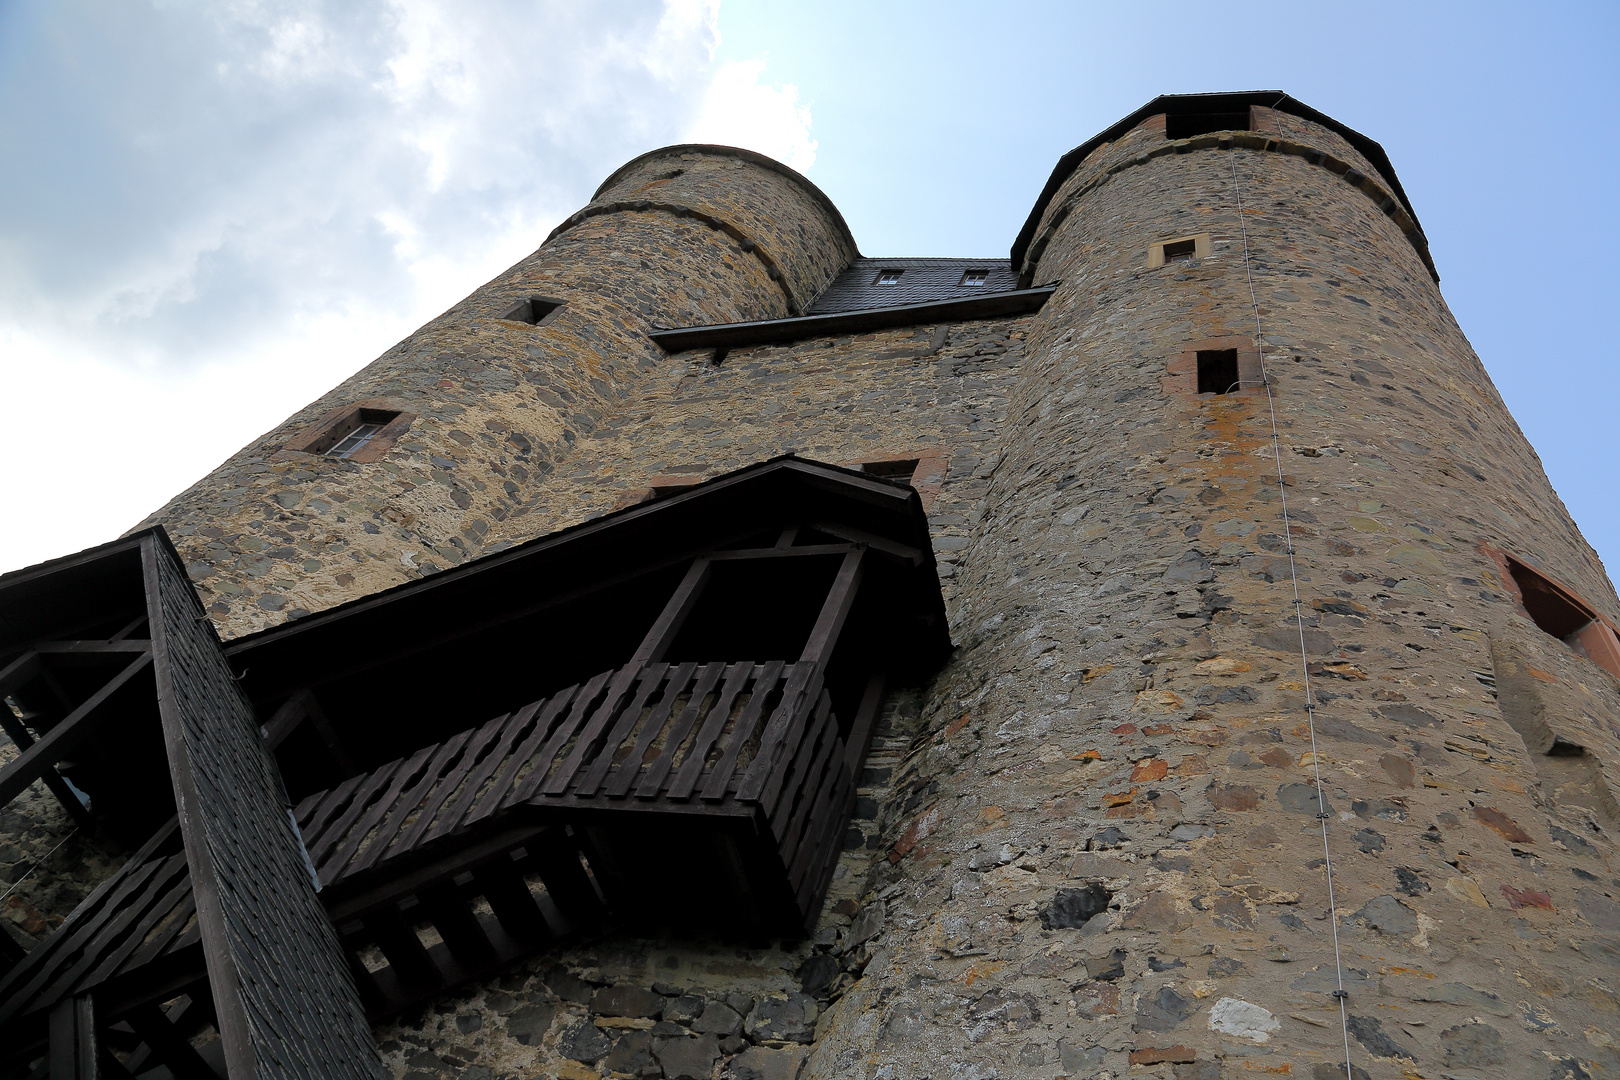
top-left (132, 148), bottom-right (853, 638)
top-left (147, 539), bottom-right (381, 1079)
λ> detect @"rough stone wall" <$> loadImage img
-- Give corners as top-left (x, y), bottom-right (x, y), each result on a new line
top-left (131, 148), bottom-right (853, 638)
top-left (801, 134), bottom-right (1620, 1078)
top-left (0, 745), bottom-right (128, 951)
top-left (481, 315), bottom-right (1031, 613)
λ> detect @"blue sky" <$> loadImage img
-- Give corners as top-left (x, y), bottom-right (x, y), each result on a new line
top-left (2, 1), bottom-right (1616, 585)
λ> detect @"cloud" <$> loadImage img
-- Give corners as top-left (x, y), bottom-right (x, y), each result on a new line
top-left (0, 0), bottom-right (723, 377)
top-left (687, 57), bottom-right (817, 171)
top-left (0, 1), bottom-right (828, 574)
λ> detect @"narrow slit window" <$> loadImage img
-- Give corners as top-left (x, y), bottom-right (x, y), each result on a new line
top-left (960, 270), bottom-right (988, 286)
top-left (875, 270), bottom-right (904, 285)
top-left (1196, 349), bottom-right (1240, 395)
top-left (1162, 239), bottom-right (1197, 263)
top-left (326, 411), bottom-right (399, 459)
top-left (501, 296), bottom-right (563, 325)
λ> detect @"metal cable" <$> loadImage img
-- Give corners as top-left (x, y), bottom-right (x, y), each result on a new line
top-left (1227, 146), bottom-right (1357, 1080)
top-left (0, 826), bottom-right (79, 905)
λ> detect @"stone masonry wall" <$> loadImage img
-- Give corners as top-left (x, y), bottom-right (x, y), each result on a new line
top-left (132, 148), bottom-right (852, 638)
top-left (800, 130), bottom-right (1620, 1079)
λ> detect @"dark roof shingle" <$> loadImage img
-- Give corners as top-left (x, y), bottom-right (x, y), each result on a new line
top-left (809, 257), bottom-right (1017, 314)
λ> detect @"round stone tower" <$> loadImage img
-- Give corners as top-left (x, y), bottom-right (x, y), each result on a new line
top-left (135, 146), bottom-right (856, 635)
top-left (803, 99), bottom-right (1620, 1078)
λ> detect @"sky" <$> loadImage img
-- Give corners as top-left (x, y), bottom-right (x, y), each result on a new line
top-left (1, 1), bottom-right (1616, 583)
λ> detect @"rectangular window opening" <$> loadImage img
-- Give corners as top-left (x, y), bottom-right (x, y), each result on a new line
top-left (325, 409), bottom-right (401, 459)
top-left (874, 270), bottom-right (904, 285)
top-left (861, 458), bottom-right (920, 483)
top-left (1162, 239), bottom-right (1197, 263)
top-left (1196, 350), bottom-right (1240, 395)
top-left (1166, 112), bottom-right (1253, 140)
top-left (501, 296), bottom-right (563, 325)
top-left (960, 270), bottom-right (988, 286)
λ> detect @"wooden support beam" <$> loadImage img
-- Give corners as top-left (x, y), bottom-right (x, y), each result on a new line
top-left (418, 884), bottom-right (496, 969)
top-left (633, 558), bottom-right (712, 664)
top-left (126, 1004), bottom-right (220, 1080)
top-left (473, 864), bottom-right (550, 945)
top-left (0, 711), bottom-right (94, 828)
top-left (799, 547), bottom-right (865, 666)
top-left (48, 994), bottom-right (96, 1080)
top-left (32, 641), bottom-right (153, 656)
top-left (300, 691), bottom-right (358, 777)
top-left (704, 544), bottom-right (855, 561)
top-left (260, 688), bottom-right (356, 777)
top-left (108, 615), bottom-right (149, 643)
top-left (843, 671), bottom-right (888, 774)
top-left (0, 652), bottom-right (153, 808)
top-left (808, 521), bottom-right (924, 565)
top-left (365, 905), bottom-right (442, 997)
top-left (0, 651), bottom-right (42, 699)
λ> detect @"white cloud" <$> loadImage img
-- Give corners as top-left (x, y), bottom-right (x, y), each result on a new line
top-left (0, 0), bottom-right (825, 575)
top-left (688, 57), bottom-right (818, 171)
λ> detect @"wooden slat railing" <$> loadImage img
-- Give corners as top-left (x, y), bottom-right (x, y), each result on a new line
top-left (293, 659), bottom-right (853, 908)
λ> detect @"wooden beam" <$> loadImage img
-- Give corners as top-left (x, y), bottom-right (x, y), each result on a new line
top-left (299, 691), bottom-right (358, 777)
top-left (126, 1004), bottom-right (220, 1080)
top-left (259, 691), bottom-right (311, 752)
top-left (32, 641), bottom-right (153, 656)
top-left (48, 994), bottom-right (96, 1080)
top-left (843, 671), bottom-right (888, 774)
top-left (0, 711), bottom-right (94, 828)
top-left (799, 547), bottom-right (865, 666)
top-left (808, 521), bottom-right (924, 566)
top-left (0, 652), bottom-right (153, 808)
top-left (632, 558), bottom-right (712, 664)
top-left (704, 544), bottom-right (854, 562)
top-left (0, 651), bottom-right (42, 699)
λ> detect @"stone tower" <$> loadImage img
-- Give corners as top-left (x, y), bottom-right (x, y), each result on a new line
top-left (8, 92), bottom-right (1620, 1080)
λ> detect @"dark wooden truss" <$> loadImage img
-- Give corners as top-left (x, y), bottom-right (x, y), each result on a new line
top-left (0, 456), bottom-right (951, 1073)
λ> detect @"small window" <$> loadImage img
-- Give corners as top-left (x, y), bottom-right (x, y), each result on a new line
top-left (1148, 234), bottom-right (1210, 268)
top-left (861, 458), bottom-right (920, 483)
top-left (875, 270), bottom-right (904, 285)
top-left (326, 410), bottom-right (400, 459)
top-left (1196, 350), bottom-right (1240, 395)
top-left (1162, 239), bottom-right (1197, 263)
top-left (501, 296), bottom-right (564, 326)
top-left (960, 270), bottom-right (988, 287)
top-left (1166, 111), bottom-right (1252, 140)
top-left (1504, 555), bottom-right (1620, 679)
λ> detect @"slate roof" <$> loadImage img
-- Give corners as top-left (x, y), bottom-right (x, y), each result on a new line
top-left (808, 257), bottom-right (1018, 314)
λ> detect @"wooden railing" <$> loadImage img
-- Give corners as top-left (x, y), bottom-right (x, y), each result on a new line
top-left (295, 658), bottom-right (856, 929)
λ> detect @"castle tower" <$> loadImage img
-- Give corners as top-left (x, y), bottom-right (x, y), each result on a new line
top-left (7, 93), bottom-right (1619, 1080)
top-left (134, 146), bottom-right (856, 630)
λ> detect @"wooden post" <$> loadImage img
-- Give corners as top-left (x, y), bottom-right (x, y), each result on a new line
top-left (48, 994), bottom-right (96, 1080)
top-left (632, 558), bottom-right (713, 664)
top-left (799, 547), bottom-right (865, 666)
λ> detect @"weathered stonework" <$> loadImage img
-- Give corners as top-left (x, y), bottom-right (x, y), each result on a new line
top-left (42, 97), bottom-right (1616, 1078)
